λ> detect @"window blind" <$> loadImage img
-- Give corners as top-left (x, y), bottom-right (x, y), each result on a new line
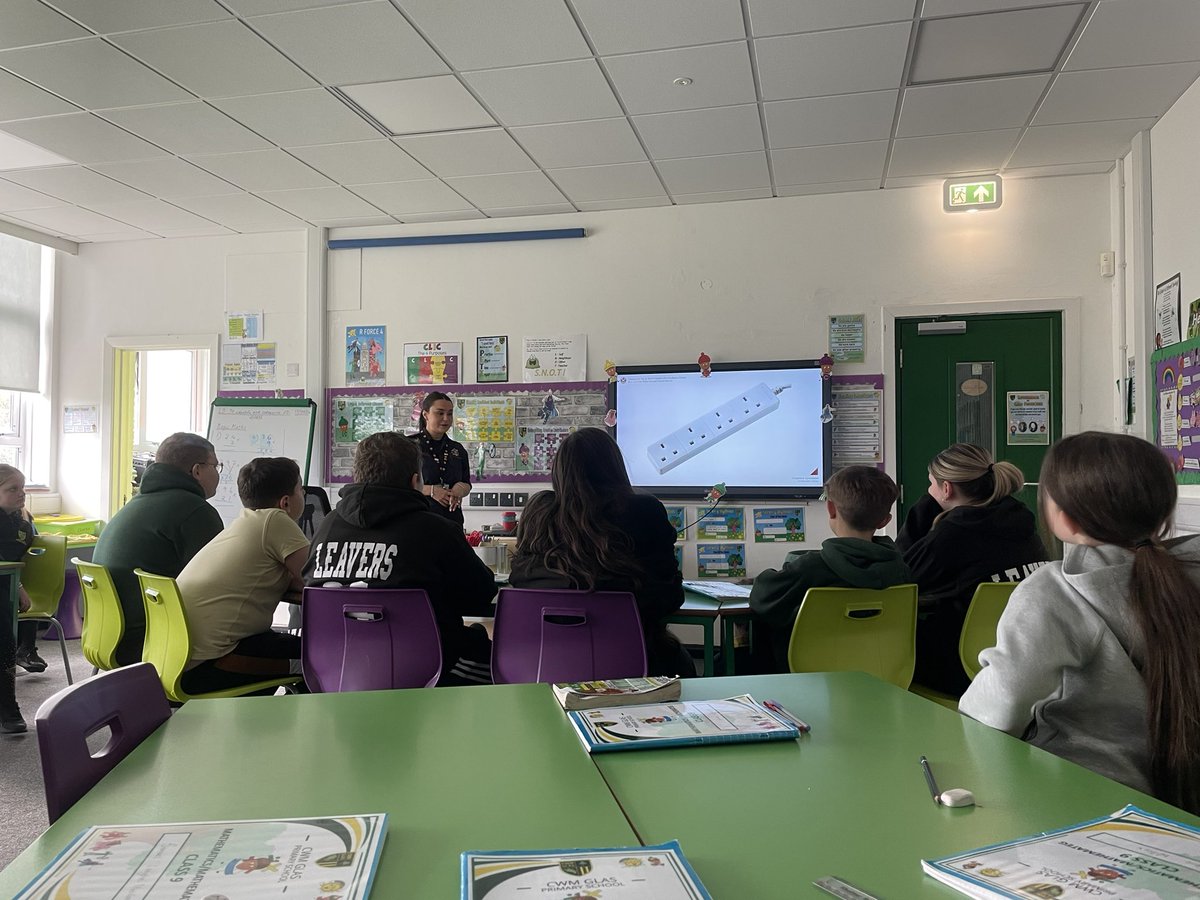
top-left (0, 232), bottom-right (42, 393)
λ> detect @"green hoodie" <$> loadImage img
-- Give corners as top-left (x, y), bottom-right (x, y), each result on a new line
top-left (749, 536), bottom-right (912, 671)
top-left (94, 462), bottom-right (223, 665)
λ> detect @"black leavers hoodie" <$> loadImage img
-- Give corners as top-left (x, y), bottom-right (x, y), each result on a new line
top-left (303, 482), bottom-right (496, 684)
top-left (898, 493), bottom-right (1048, 693)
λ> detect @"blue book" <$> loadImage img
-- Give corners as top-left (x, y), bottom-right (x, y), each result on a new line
top-left (567, 693), bottom-right (799, 753)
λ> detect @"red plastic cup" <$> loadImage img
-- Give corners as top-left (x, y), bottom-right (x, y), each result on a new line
top-left (501, 510), bottom-right (517, 532)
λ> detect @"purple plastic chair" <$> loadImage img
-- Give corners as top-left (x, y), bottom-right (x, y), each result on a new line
top-left (35, 662), bottom-right (171, 823)
top-left (302, 586), bottom-right (442, 692)
top-left (491, 588), bottom-right (648, 684)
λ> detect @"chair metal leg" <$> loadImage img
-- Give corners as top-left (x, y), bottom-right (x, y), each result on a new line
top-left (46, 616), bottom-right (73, 685)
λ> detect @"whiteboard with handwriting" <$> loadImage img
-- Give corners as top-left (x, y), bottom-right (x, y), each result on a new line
top-left (206, 399), bottom-right (316, 526)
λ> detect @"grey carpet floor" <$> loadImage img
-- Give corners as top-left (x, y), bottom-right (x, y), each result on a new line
top-left (1, 637), bottom-right (89, 871)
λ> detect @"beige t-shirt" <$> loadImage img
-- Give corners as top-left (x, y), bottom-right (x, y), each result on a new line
top-left (176, 507), bottom-right (309, 665)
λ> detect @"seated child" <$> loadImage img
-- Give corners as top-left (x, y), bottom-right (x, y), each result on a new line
top-left (750, 465), bottom-right (911, 672)
top-left (176, 457), bottom-right (309, 694)
top-left (960, 432), bottom-right (1200, 812)
top-left (303, 431), bottom-right (497, 686)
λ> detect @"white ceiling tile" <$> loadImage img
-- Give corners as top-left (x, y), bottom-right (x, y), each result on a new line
top-left (1035, 62), bottom-right (1200, 125)
top-left (897, 74), bottom-right (1049, 137)
top-left (0, 39), bottom-right (191, 110)
top-left (575, 196), bottom-right (670, 211)
top-left (1066, 0), bottom-right (1200, 70)
top-left (548, 162), bottom-right (666, 202)
top-left (778, 180), bottom-right (880, 196)
top-left (765, 91), bottom-right (897, 148)
top-left (574, 0), bottom-right (745, 54)
top-left (656, 151), bottom-right (770, 194)
top-left (187, 149), bottom-right (333, 191)
top-left (1003, 160), bottom-right (1116, 178)
top-left (675, 187), bottom-right (773, 204)
top-left (0, 130), bottom-right (74, 169)
top-left (1007, 117), bottom-right (1157, 167)
top-left (395, 209), bottom-right (486, 223)
top-left (112, 21), bottom-right (316, 99)
top-left (175, 192), bottom-right (306, 230)
top-left (4, 165), bottom-right (150, 205)
top-left (771, 141), bottom-right (888, 184)
top-left (87, 199), bottom-right (221, 232)
top-left (634, 104), bottom-right (765, 159)
top-left (403, 0), bottom-right (591, 69)
top-left (604, 43), bottom-right (756, 114)
top-left (0, 1), bottom-right (89, 51)
top-left (214, 89), bottom-right (381, 146)
top-left (478, 203), bottom-right (577, 217)
top-left (224, 0), bottom-right (364, 12)
top-left (445, 171), bottom-right (567, 208)
top-left (889, 129), bottom-right (1022, 176)
top-left (397, 129), bottom-right (536, 177)
top-left (76, 230), bottom-right (162, 242)
top-left (881, 174), bottom-right (943, 188)
top-left (910, 5), bottom-right (1084, 83)
top-left (0, 179), bottom-right (66, 212)
top-left (257, 186), bottom-right (381, 219)
top-left (756, 23), bottom-right (911, 100)
top-left (10, 205), bottom-right (135, 235)
top-left (0, 114), bottom-right (168, 163)
top-left (101, 102), bottom-right (273, 155)
top-left (340, 77), bottom-right (494, 135)
top-left (307, 215), bottom-right (397, 228)
top-left (155, 224), bottom-right (237, 237)
top-left (349, 180), bottom-right (474, 215)
top-left (289, 141), bottom-right (429, 184)
top-left (511, 118), bottom-right (646, 168)
top-left (48, 0), bottom-right (233, 33)
top-left (92, 158), bottom-right (241, 198)
top-left (0, 69), bottom-right (80, 121)
top-left (249, 2), bottom-right (448, 85)
top-left (463, 59), bottom-right (623, 126)
top-left (748, 0), bottom-right (917, 35)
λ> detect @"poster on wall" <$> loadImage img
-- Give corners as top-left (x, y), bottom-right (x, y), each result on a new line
top-left (521, 334), bottom-right (587, 382)
top-left (476, 335), bottom-right (509, 383)
top-left (404, 341), bottom-right (461, 385)
top-left (696, 542), bottom-right (746, 578)
top-left (828, 314), bottom-right (865, 363)
top-left (334, 399), bottom-right (393, 444)
top-left (346, 326), bottom-right (386, 386)
top-left (830, 375), bottom-right (884, 468)
top-left (515, 424), bottom-right (575, 473)
top-left (1155, 273), bottom-right (1181, 349)
top-left (664, 506), bottom-right (687, 537)
top-left (221, 342), bottom-right (276, 388)
top-left (1006, 391), bottom-right (1050, 445)
top-left (224, 310), bottom-right (262, 343)
top-left (62, 405), bottom-right (98, 434)
top-left (1151, 337), bottom-right (1200, 483)
top-left (696, 507), bottom-right (745, 541)
top-left (452, 396), bottom-right (516, 443)
top-left (753, 507), bottom-right (806, 543)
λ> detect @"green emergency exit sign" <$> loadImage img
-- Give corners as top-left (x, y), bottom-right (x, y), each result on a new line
top-left (943, 175), bottom-right (1003, 212)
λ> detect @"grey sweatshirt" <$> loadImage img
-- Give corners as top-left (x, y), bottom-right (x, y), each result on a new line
top-left (959, 537), bottom-right (1200, 795)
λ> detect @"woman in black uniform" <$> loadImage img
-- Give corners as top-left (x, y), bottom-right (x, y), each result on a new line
top-left (412, 392), bottom-right (472, 527)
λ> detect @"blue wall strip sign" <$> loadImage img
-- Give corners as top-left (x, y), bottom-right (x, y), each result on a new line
top-left (328, 228), bottom-right (586, 249)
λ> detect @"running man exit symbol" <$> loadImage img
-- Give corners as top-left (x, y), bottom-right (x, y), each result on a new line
top-left (943, 175), bottom-right (1002, 212)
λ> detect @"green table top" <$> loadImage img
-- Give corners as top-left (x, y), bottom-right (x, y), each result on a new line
top-left (0, 682), bottom-right (639, 897)
top-left (595, 672), bottom-right (1200, 899)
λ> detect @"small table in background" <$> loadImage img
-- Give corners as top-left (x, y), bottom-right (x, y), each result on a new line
top-left (667, 591), bottom-right (752, 677)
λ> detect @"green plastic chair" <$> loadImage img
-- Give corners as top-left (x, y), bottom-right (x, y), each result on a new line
top-left (959, 582), bottom-right (1019, 681)
top-left (135, 569), bottom-right (301, 703)
top-left (786, 584), bottom-right (918, 688)
top-left (73, 558), bottom-right (125, 674)
top-left (20, 534), bottom-right (72, 684)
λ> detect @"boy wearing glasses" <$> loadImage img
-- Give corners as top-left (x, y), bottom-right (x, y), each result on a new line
top-left (94, 431), bottom-right (224, 665)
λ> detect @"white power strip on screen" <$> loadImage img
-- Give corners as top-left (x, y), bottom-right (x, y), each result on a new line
top-left (647, 382), bottom-right (790, 474)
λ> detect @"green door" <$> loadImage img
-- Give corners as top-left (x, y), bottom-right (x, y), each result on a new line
top-left (895, 312), bottom-right (1062, 526)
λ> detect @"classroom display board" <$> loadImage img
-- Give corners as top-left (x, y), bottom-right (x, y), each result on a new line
top-left (1151, 336), bottom-right (1200, 483)
top-left (326, 382), bottom-right (607, 483)
top-left (207, 398), bottom-right (317, 524)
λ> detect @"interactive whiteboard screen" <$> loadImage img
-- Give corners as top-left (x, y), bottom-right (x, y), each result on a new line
top-left (612, 360), bottom-right (830, 499)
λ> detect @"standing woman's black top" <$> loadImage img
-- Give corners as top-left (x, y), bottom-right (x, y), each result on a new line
top-left (411, 432), bottom-right (471, 527)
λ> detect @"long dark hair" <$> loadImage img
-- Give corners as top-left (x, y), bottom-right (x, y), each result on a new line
top-left (515, 428), bottom-right (641, 590)
top-left (1041, 431), bottom-right (1200, 812)
top-left (418, 391), bottom-right (453, 433)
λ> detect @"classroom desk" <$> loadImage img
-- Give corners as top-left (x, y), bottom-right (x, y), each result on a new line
top-left (595, 672), bottom-right (1200, 898)
top-left (666, 590), bottom-right (751, 677)
top-left (0, 683), bottom-right (640, 897)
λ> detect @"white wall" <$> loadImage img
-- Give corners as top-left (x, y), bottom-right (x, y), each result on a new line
top-left (55, 231), bottom-right (308, 516)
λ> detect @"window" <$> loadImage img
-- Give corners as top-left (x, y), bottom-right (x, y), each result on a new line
top-left (0, 234), bottom-right (53, 483)
top-left (0, 391), bottom-right (21, 467)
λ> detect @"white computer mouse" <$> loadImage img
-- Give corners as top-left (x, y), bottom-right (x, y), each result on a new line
top-left (939, 788), bottom-right (976, 807)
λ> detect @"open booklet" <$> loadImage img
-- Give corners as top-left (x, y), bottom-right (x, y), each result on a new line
top-left (923, 805), bottom-right (1200, 899)
top-left (567, 693), bottom-right (799, 753)
top-left (15, 814), bottom-right (387, 900)
top-left (681, 579), bottom-right (752, 600)
top-left (462, 840), bottom-right (711, 899)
